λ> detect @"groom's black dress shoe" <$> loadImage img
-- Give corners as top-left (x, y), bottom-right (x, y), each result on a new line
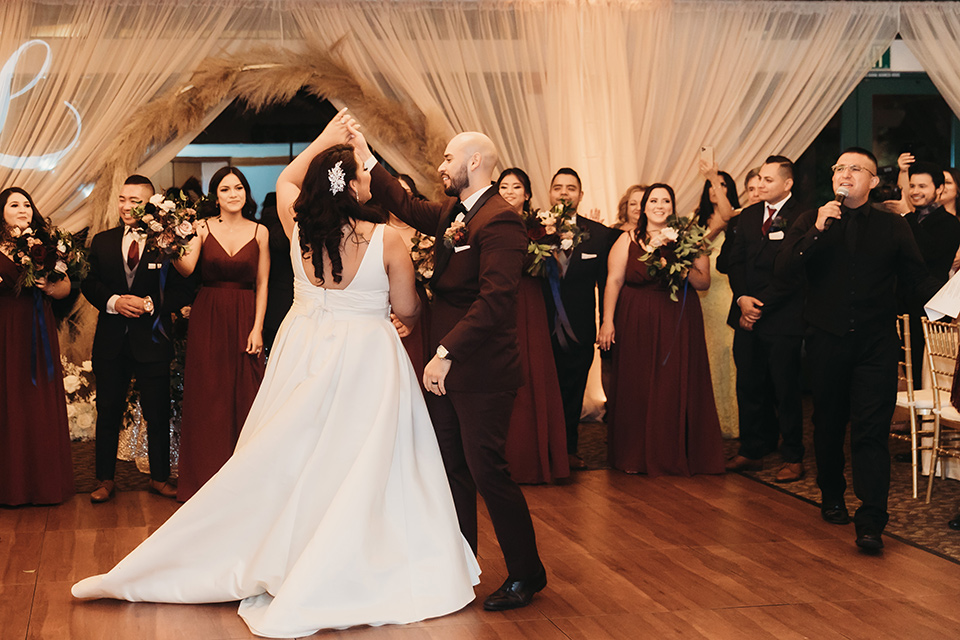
top-left (855, 532), bottom-right (884, 552)
top-left (482, 567), bottom-right (547, 611)
top-left (820, 504), bottom-right (850, 525)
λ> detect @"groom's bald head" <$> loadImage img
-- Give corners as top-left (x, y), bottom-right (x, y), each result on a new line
top-left (438, 132), bottom-right (499, 198)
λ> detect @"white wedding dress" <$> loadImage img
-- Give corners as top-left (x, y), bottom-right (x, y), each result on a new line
top-left (73, 224), bottom-right (480, 637)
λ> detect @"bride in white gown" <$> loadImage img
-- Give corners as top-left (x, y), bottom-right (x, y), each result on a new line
top-left (72, 118), bottom-right (481, 638)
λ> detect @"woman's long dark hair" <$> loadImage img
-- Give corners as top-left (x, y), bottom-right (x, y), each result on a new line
top-left (209, 166), bottom-right (258, 221)
top-left (495, 167), bottom-right (533, 213)
top-left (695, 170), bottom-right (739, 227)
top-left (294, 144), bottom-right (386, 284)
top-left (397, 174), bottom-right (428, 201)
top-left (1, 187), bottom-right (47, 243)
top-left (634, 183), bottom-right (677, 242)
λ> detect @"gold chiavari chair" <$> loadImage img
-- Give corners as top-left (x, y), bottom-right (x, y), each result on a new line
top-left (892, 315), bottom-right (936, 499)
top-left (920, 317), bottom-right (960, 503)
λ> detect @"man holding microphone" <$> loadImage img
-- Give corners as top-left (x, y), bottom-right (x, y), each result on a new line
top-left (777, 147), bottom-right (936, 552)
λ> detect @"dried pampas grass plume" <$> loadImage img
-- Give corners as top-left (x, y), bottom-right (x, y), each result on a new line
top-left (87, 42), bottom-right (445, 235)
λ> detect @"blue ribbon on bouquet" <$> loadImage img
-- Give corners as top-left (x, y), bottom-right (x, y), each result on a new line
top-left (545, 256), bottom-right (579, 350)
top-left (151, 260), bottom-right (170, 343)
top-left (660, 280), bottom-right (689, 367)
top-left (30, 288), bottom-right (56, 385)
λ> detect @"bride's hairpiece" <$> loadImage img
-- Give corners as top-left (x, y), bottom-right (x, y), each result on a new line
top-left (328, 161), bottom-right (346, 195)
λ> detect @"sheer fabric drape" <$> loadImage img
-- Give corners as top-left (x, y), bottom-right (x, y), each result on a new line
top-left (0, 0), bottom-right (285, 230)
top-left (293, 0), bottom-right (898, 217)
top-left (901, 3), bottom-right (960, 126)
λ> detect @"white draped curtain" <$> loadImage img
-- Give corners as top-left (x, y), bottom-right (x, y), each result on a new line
top-left (4, 1), bottom-right (960, 228)
top-left (0, 0), bottom-right (288, 229)
top-left (900, 2), bottom-right (960, 130)
top-left (292, 0), bottom-right (899, 218)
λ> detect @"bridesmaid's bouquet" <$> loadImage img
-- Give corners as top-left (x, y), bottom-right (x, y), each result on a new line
top-left (409, 232), bottom-right (435, 283)
top-left (521, 201), bottom-right (588, 277)
top-left (6, 224), bottom-right (88, 293)
top-left (129, 189), bottom-right (199, 260)
top-left (639, 214), bottom-right (712, 302)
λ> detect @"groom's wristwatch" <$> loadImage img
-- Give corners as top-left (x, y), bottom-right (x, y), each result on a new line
top-left (436, 345), bottom-right (450, 360)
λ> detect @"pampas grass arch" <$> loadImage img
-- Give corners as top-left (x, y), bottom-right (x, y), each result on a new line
top-left (87, 43), bottom-right (449, 235)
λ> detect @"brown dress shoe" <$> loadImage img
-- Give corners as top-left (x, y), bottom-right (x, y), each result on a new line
top-left (148, 479), bottom-right (178, 499)
top-left (725, 455), bottom-right (762, 472)
top-left (90, 480), bottom-right (116, 503)
top-left (775, 462), bottom-right (806, 483)
top-left (568, 454), bottom-right (587, 470)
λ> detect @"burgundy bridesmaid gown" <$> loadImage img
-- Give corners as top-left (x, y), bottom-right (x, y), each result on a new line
top-left (606, 240), bottom-right (725, 476)
top-left (506, 275), bottom-right (570, 484)
top-left (177, 231), bottom-right (265, 501)
top-left (0, 252), bottom-right (74, 505)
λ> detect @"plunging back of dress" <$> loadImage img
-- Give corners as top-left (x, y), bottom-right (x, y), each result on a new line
top-left (289, 222), bottom-right (389, 319)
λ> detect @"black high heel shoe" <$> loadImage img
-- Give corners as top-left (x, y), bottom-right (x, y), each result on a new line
top-left (949, 514), bottom-right (960, 531)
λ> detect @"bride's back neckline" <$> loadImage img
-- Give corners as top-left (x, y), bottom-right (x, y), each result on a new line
top-left (294, 221), bottom-right (383, 292)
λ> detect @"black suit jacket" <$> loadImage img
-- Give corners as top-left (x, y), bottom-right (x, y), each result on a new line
top-left (543, 216), bottom-right (619, 346)
top-left (903, 205), bottom-right (960, 285)
top-left (724, 198), bottom-right (805, 336)
top-left (82, 226), bottom-right (190, 363)
top-left (776, 202), bottom-right (938, 336)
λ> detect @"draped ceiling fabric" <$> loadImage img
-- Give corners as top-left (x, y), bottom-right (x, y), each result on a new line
top-left (4, 0), bottom-right (959, 228)
top-left (0, 0), bottom-right (289, 230)
top-left (900, 3), bottom-right (960, 129)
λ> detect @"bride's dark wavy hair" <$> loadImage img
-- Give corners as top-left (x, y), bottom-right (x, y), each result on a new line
top-left (294, 144), bottom-right (386, 284)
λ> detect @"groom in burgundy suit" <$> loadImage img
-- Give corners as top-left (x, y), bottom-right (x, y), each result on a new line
top-left (351, 127), bottom-right (546, 611)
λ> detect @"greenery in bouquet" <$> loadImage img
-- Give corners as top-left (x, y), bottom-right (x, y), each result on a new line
top-left (6, 224), bottom-right (88, 294)
top-left (521, 200), bottom-right (588, 277)
top-left (639, 214), bottom-right (713, 302)
top-left (129, 188), bottom-right (199, 260)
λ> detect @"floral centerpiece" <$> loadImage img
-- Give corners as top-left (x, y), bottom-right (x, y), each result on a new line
top-left (521, 201), bottom-right (588, 277)
top-left (6, 224), bottom-right (88, 293)
top-left (128, 189), bottom-right (199, 259)
top-left (639, 214), bottom-right (713, 302)
top-left (409, 231), bottom-right (436, 294)
top-left (62, 356), bottom-right (97, 441)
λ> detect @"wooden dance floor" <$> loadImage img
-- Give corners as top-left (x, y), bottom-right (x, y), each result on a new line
top-left (4, 470), bottom-right (960, 639)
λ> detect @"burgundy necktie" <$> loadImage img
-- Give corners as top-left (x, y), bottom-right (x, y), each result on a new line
top-left (127, 236), bottom-right (140, 271)
top-left (761, 205), bottom-right (776, 235)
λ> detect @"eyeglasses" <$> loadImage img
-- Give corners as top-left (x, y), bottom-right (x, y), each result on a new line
top-left (831, 164), bottom-right (876, 177)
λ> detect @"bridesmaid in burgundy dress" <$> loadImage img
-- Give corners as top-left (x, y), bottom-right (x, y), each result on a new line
top-left (496, 168), bottom-right (569, 484)
top-left (174, 168), bottom-right (269, 501)
top-left (598, 183), bottom-right (724, 476)
top-left (0, 187), bottom-right (74, 505)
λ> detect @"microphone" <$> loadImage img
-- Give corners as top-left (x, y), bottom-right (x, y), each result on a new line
top-left (823, 187), bottom-right (849, 230)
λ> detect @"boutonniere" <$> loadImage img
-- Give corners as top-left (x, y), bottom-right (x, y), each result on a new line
top-left (443, 212), bottom-right (468, 249)
top-left (769, 216), bottom-right (788, 234)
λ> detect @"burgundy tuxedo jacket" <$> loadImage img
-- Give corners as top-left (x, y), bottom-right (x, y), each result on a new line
top-left (371, 164), bottom-right (525, 392)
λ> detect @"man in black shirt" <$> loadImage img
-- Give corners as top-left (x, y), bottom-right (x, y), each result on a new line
top-left (777, 147), bottom-right (936, 552)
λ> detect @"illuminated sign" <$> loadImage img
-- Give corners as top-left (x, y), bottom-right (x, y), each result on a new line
top-left (0, 40), bottom-right (82, 171)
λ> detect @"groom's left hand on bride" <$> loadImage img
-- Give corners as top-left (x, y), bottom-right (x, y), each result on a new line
top-left (423, 356), bottom-right (452, 396)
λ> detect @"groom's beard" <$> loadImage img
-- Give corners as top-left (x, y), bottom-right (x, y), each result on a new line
top-left (444, 164), bottom-right (469, 198)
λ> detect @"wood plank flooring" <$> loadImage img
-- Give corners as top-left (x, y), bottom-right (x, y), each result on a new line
top-left (3, 471), bottom-right (960, 639)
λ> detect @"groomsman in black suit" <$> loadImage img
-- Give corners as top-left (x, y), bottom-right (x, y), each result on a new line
top-left (82, 175), bottom-right (187, 503)
top-left (543, 168), bottom-right (619, 470)
top-left (723, 156), bottom-right (806, 482)
top-left (777, 148), bottom-right (938, 552)
top-left (900, 161), bottom-right (960, 388)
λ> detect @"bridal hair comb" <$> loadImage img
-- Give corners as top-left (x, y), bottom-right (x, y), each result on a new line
top-left (328, 161), bottom-right (346, 195)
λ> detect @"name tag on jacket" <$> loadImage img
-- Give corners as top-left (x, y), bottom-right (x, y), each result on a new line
top-left (147, 262), bottom-right (163, 269)
top-left (454, 244), bottom-right (471, 253)
top-left (581, 253), bottom-right (597, 260)
top-left (768, 231), bottom-right (785, 241)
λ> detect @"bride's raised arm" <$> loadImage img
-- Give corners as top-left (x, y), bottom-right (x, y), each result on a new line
top-left (276, 108), bottom-right (356, 238)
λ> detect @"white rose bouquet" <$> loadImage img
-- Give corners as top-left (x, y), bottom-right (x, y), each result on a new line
top-left (639, 214), bottom-right (712, 302)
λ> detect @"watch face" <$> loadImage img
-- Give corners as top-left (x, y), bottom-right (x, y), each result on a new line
top-left (437, 345), bottom-right (448, 359)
